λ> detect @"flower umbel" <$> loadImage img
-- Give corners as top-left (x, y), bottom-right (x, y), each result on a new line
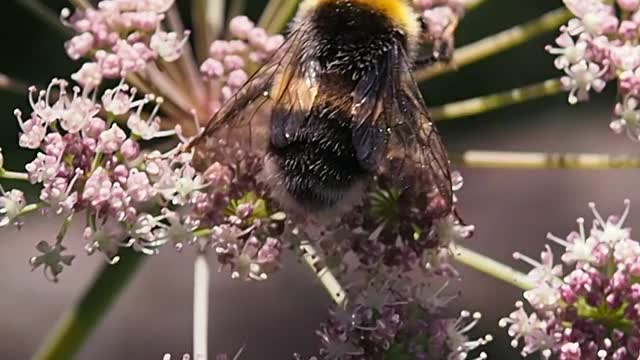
top-left (501, 200), bottom-right (640, 359)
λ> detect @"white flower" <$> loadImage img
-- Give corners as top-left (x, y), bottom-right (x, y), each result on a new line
top-left (545, 32), bottom-right (587, 69)
top-left (589, 199), bottom-right (631, 246)
top-left (561, 61), bottom-right (609, 105)
top-left (613, 238), bottom-right (640, 263)
top-left (40, 170), bottom-right (82, 215)
top-left (127, 95), bottom-right (174, 140)
top-left (98, 124), bottom-right (127, 154)
top-left (126, 169), bottom-right (156, 202)
top-left (611, 96), bottom-right (640, 140)
top-left (498, 302), bottom-right (554, 358)
top-left (60, 88), bottom-right (101, 133)
top-left (84, 222), bottom-right (126, 264)
top-left (102, 79), bottom-right (142, 116)
top-left (25, 153), bottom-right (61, 184)
top-left (154, 209), bottom-right (198, 250)
top-left (150, 30), bottom-right (190, 62)
top-left (15, 109), bottom-right (47, 149)
top-left (547, 218), bottom-right (598, 265)
top-left (515, 246), bottom-right (563, 287)
top-left (445, 311), bottom-right (493, 360)
top-left (0, 188), bottom-right (26, 227)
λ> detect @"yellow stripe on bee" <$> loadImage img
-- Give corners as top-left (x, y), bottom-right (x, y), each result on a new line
top-left (298, 0), bottom-right (420, 39)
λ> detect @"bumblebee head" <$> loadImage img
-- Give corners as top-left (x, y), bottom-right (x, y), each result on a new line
top-left (297, 0), bottom-right (421, 45)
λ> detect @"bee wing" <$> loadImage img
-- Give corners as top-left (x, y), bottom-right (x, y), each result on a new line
top-left (190, 27), bottom-right (316, 170)
top-left (351, 44), bottom-right (454, 217)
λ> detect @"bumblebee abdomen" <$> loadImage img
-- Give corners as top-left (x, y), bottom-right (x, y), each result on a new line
top-left (269, 104), bottom-right (370, 210)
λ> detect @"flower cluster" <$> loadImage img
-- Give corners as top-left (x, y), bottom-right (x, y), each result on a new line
top-left (500, 200), bottom-right (640, 359)
top-left (312, 274), bottom-right (491, 360)
top-left (199, 16), bottom-right (284, 114)
top-left (7, 74), bottom-right (289, 281)
top-left (546, 0), bottom-right (640, 140)
top-left (62, 0), bottom-right (188, 85)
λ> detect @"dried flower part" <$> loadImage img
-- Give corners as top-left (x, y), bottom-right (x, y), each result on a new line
top-left (29, 241), bottom-right (75, 283)
top-left (501, 200), bottom-right (640, 359)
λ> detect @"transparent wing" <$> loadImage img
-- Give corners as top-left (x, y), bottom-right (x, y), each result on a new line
top-left (189, 27), bottom-right (317, 170)
top-left (351, 44), bottom-right (454, 217)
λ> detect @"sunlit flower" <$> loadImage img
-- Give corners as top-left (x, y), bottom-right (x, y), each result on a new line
top-left (503, 200), bottom-right (640, 359)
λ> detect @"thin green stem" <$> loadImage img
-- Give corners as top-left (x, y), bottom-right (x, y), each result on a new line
top-left (259, 0), bottom-right (298, 34)
top-left (300, 241), bottom-right (346, 306)
top-left (227, 0), bottom-right (248, 22)
top-left (14, 0), bottom-right (71, 36)
top-left (192, 0), bottom-right (226, 62)
top-left (266, 0), bottom-right (299, 34)
top-left (453, 150), bottom-right (640, 169)
top-left (431, 78), bottom-right (563, 121)
top-left (464, 0), bottom-right (488, 11)
top-left (416, 8), bottom-right (572, 81)
top-left (451, 245), bottom-right (533, 291)
top-left (258, 0), bottom-right (285, 29)
top-left (32, 249), bottom-right (146, 360)
top-left (0, 170), bottom-right (29, 182)
top-left (55, 215), bottom-right (74, 245)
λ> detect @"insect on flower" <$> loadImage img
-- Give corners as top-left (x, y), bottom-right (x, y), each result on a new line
top-left (190, 0), bottom-right (457, 224)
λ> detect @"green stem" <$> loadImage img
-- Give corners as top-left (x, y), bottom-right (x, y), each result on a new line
top-left (451, 245), bottom-right (533, 291)
top-left (464, 0), bottom-right (488, 11)
top-left (21, 203), bottom-right (43, 216)
top-left (192, 0), bottom-right (226, 62)
top-left (431, 78), bottom-right (563, 121)
top-left (259, 0), bottom-right (299, 34)
top-left (227, 0), bottom-right (248, 21)
top-left (300, 241), bottom-right (347, 306)
top-left (416, 8), bottom-right (572, 81)
top-left (0, 170), bottom-right (29, 182)
top-left (32, 249), bottom-right (146, 360)
top-left (453, 150), bottom-right (640, 169)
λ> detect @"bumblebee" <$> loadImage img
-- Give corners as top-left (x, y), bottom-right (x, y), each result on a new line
top-left (191, 0), bottom-right (455, 220)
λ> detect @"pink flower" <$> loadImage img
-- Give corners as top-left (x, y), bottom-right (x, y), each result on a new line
top-left (97, 124), bottom-right (126, 153)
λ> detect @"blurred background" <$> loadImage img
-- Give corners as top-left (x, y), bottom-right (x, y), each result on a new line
top-left (1, 0), bottom-right (639, 359)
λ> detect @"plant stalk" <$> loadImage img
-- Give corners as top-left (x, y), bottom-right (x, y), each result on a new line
top-left (417, 8), bottom-right (572, 81)
top-left (451, 245), bottom-right (533, 291)
top-left (300, 241), bottom-right (346, 306)
top-left (32, 249), bottom-right (146, 360)
top-left (0, 170), bottom-right (29, 182)
top-left (431, 79), bottom-right (563, 121)
top-left (193, 254), bottom-right (210, 360)
top-left (453, 150), bottom-right (640, 169)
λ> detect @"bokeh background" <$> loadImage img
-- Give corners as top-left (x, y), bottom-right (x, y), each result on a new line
top-left (1, 0), bottom-right (638, 359)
